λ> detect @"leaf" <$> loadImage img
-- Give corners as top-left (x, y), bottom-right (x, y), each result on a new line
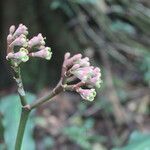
top-left (40, 136), bottom-right (54, 149)
top-left (111, 20), bottom-right (136, 34)
top-left (0, 93), bottom-right (36, 150)
top-left (74, 0), bottom-right (97, 4)
top-left (63, 125), bottom-right (92, 149)
top-left (113, 131), bottom-right (150, 150)
top-left (50, 0), bottom-right (74, 17)
top-left (63, 118), bottom-right (105, 150)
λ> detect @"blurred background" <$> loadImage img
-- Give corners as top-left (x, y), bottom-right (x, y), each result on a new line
top-left (0, 0), bottom-right (150, 150)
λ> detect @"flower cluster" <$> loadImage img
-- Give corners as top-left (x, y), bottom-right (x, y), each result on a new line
top-left (6, 24), bottom-right (102, 102)
top-left (6, 24), bottom-right (52, 65)
top-left (63, 53), bottom-right (102, 101)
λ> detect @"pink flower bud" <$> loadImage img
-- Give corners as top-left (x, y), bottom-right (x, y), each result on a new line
top-left (13, 24), bottom-right (28, 37)
top-left (65, 54), bottom-right (82, 67)
top-left (77, 88), bottom-right (96, 101)
top-left (93, 67), bottom-right (101, 74)
top-left (7, 34), bottom-right (14, 44)
top-left (70, 64), bottom-right (80, 71)
top-left (75, 57), bottom-right (90, 67)
top-left (6, 48), bottom-right (29, 62)
top-left (28, 33), bottom-right (45, 48)
top-left (64, 52), bottom-right (71, 60)
top-left (9, 25), bottom-right (16, 34)
top-left (70, 54), bottom-right (82, 62)
top-left (85, 67), bottom-right (102, 88)
top-left (89, 76), bottom-right (102, 88)
top-left (72, 66), bottom-right (94, 82)
top-left (9, 34), bottom-right (27, 48)
top-left (6, 53), bottom-right (14, 60)
top-left (29, 47), bottom-right (52, 60)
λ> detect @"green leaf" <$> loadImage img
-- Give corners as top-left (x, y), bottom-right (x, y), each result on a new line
top-left (40, 136), bottom-right (54, 149)
top-left (63, 118), bottom-right (105, 150)
top-left (140, 54), bottom-right (150, 84)
top-left (74, 0), bottom-right (97, 4)
top-left (50, 1), bottom-right (74, 17)
top-left (0, 93), bottom-right (36, 150)
top-left (111, 20), bottom-right (136, 34)
top-left (113, 131), bottom-right (150, 150)
top-left (63, 125), bottom-right (91, 149)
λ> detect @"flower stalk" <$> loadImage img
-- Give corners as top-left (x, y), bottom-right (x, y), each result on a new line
top-left (12, 65), bottom-right (27, 106)
top-left (5, 24), bottom-right (102, 150)
top-left (30, 80), bottom-right (64, 109)
top-left (15, 108), bottom-right (30, 150)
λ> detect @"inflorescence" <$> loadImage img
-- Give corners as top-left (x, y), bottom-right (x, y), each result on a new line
top-left (61, 53), bottom-right (102, 101)
top-left (6, 24), bottom-right (52, 66)
top-left (6, 24), bottom-right (102, 102)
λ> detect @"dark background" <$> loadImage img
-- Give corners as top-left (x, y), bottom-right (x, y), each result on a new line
top-left (0, 0), bottom-right (150, 150)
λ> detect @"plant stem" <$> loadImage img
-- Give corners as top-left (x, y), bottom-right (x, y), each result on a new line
top-left (30, 80), bottom-right (64, 109)
top-left (15, 108), bottom-right (30, 150)
top-left (13, 66), bottom-right (27, 106)
top-left (14, 75), bottom-right (65, 150)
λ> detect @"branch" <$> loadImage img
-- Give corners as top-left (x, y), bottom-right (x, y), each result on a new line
top-left (29, 80), bottom-right (64, 109)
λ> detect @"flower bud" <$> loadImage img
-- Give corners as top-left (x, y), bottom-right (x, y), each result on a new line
top-left (7, 34), bottom-right (14, 44)
top-left (29, 47), bottom-right (52, 60)
top-left (86, 67), bottom-right (102, 88)
top-left (6, 48), bottom-right (29, 62)
top-left (9, 34), bottom-right (27, 48)
top-left (71, 66), bottom-right (94, 82)
top-left (70, 64), bottom-right (80, 71)
top-left (28, 33), bottom-right (45, 48)
top-left (71, 54), bottom-right (82, 62)
top-left (93, 67), bottom-right (101, 75)
top-left (75, 57), bottom-right (90, 67)
top-left (9, 25), bottom-right (16, 34)
top-left (77, 88), bottom-right (96, 101)
top-left (64, 53), bottom-right (82, 68)
top-left (13, 24), bottom-right (28, 37)
top-left (64, 52), bottom-right (71, 60)
top-left (89, 76), bottom-right (102, 88)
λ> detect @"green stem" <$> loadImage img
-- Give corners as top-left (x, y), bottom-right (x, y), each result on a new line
top-left (12, 65), bottom-right (27, 106)
top-left (19, 95), bottom-right (27, 106)
top-left (30, 81), bottom-right (64, 109)
top-left (15, 108), bottom-right (30, 150)
top-left (14, 78), bottom-right (64, 150)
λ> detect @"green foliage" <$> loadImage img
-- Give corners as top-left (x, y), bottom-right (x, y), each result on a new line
top-left (40, 136), bottom-right (54, 150)
top-left (140, 54), bottom-right (150, 85)
top-left (0, 114), bottom-right (4, 140)
top-left (50, 0), bottom-right (97, 17)
top-left (73, 0), bottom-right (97, 4)
top-left (50, 0), bottom-right (74, 17)
top-left (0, 93), bottom-right (36, 150)
top-left (113, 131), bottom-right (150, 150)
top-left (63, 118), bottom-right (106, 150)
top-left (111, 20), bottom-right (136, 34)
top-left (51, 0), bottom-right (97, 9)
